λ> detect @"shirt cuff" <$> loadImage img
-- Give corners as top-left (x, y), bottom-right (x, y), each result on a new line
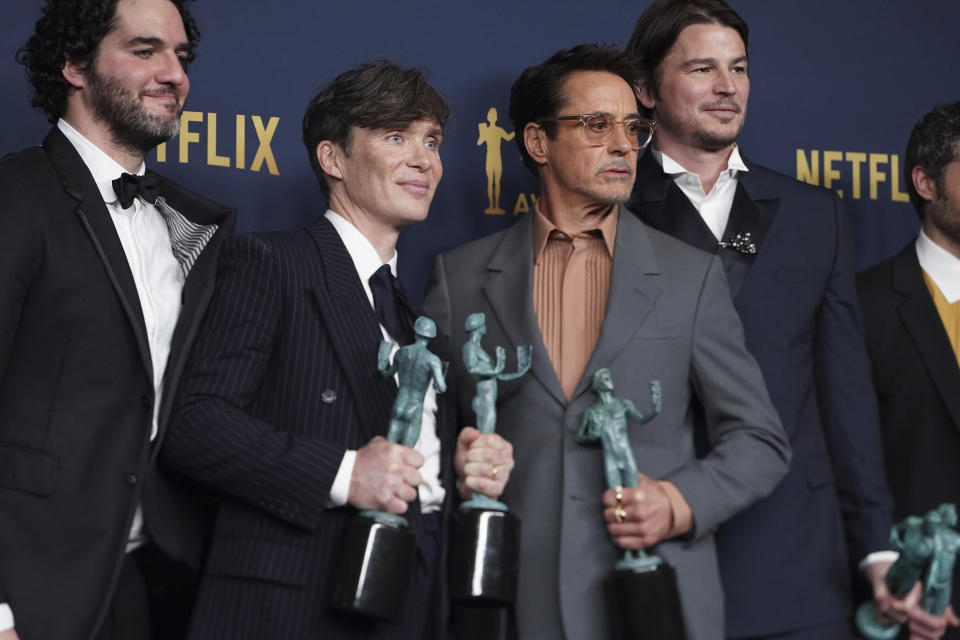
top-left (0, 603), bottom-right (14, 632)
top-left (859, 550), bottom-right (900, 572)
top-left (328, 450), bottom-right (357, 507)
top-left (658, 480), bottom-right (693, 538)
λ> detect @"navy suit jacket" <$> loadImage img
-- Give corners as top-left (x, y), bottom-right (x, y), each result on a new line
top-left (163, 216), bottom-right (455, 640)
top-left (627, 150), bottom-right (893, 636)
top-left (0, 128), bottom-right (234, 640)
top-left (858, 240), bottom-right (960, 636)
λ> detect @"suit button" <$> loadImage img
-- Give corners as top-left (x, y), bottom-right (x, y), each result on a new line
top-left (141, 395), bottom-right (152, 409)
top-left (321, 389), bottom-right (337, 404)
top-left (126, 472), bottom-right (139, 486)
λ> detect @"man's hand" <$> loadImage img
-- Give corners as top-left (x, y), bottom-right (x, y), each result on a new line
top-left (348, 436), bottom-right (423, 514)
top-left (603, 472), bottom-right (673, 549)
top-left (867, 561), bottom-right (960, 639)
top-left (906, 603), bottom-right (959, 640)
top-left (0, 629), bottom-right (19, 640)
top-left (455, 426), bottom-right (514, 501)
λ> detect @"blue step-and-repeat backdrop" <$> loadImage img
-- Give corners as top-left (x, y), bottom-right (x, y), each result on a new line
top-left (2, 1), bottom-right (957, 299)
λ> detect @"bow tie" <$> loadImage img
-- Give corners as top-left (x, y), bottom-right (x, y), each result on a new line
top-left (112, 172), bottom-right (160, 209)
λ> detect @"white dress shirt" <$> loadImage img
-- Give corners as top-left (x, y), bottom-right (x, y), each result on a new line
top-left (652, 145), bottom-right (749, 241)
top-left (324, 210), bottom-right (445, 513)
top-left (917, 229), bottom-right (960, 302)
top-left (58, 119), bottom-right (184, 552)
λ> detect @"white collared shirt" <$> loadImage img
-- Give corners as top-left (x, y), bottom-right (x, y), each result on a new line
top-left (324, 210), bottom-right (445, 513)
top-left (917, 229), bottom-right (960, 303)
top-left (58, 119), bottom-right (183, 557)
top-left (58, 118), bottom-right (184, 441)
top-left (652, 145), bottom-right (750, 241)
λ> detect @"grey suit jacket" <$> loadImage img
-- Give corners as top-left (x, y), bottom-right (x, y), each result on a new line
top-left (422, 207), bottom-right (790, 640)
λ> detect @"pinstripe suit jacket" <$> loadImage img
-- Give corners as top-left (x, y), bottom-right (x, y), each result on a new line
top-left (163, 216), bottom-right (454, 639)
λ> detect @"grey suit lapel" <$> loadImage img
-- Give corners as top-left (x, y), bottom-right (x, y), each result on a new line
top-left (483, 213), bottom-right (566, 406)
top-left (573, 207), bottom-right (661, 399)
top-left (43, 128), bottom-right (154, 382)
top-left (894, 247), bottom-right (960, 434)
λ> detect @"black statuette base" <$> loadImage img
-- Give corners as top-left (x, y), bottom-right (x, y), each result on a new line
top-left (329, 514), bottom-right (415, 621)
top-left (449, 508), bottom-right (521, 604)
top-left (607, 561), bottom-right (687, 640)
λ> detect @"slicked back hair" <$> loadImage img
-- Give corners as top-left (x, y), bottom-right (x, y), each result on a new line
top-left (509, 44), bottom-right (640, 175)
top-left (626, 0), bottom-right (748, 117)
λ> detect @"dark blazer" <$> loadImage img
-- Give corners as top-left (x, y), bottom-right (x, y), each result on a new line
top-left (627, 151), bottom-right (893, 637)
top-left (163, 216), bottom-right (455, 640)
top-left (423, 208), bottom-right (789, 640)
top-left (858, 240), bottom-right (960, 635)
top-left (0, 128), bottom-right (235, 640)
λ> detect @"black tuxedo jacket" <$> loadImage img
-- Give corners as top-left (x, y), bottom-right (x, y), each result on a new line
top-left (0, 128), bottom-right (235, 639)
top-left (858, 240), bottom-right (960, 633)
top-left (163, 217), bottom-right (456, 639)
top-left (627, 150), bottom-right (893, 636)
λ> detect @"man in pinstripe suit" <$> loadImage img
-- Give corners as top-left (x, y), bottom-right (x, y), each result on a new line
top-left (163, 61), bottom-right (514, 639)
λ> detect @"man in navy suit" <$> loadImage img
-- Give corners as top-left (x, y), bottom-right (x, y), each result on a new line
top-left (624, 1), bottom-right (916, 637)
top-left (163, 61), bottom-right (513, 640)
top-left (0, 1), bottom-right (234, 639)
top-left (858, 102), bottom-right (960, 639)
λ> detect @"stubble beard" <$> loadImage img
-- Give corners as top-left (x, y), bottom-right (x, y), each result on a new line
top-left (87, 64), bottom-right (182, 156)
top-left (928, 193), bottom-right (960, 249)
top-left (692, 114), bottom-right (746, 152)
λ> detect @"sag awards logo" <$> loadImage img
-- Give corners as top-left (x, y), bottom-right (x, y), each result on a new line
top-left (152, 111), bottom-right (281, 175)
top-left (477, 107), bottom-right (538, 216)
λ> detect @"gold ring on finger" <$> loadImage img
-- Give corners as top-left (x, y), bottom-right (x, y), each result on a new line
top-left (615, 506), bottom-right (627, 524)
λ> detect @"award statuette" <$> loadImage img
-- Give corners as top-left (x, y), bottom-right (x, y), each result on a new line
top-left (856, 503), bottom-right (960, 640)
top-left (449, 312), bottom-right (531, 606)
top-left (331, 316), bottom-right (447, 621)
top-left (576, 368), bottom-right (686, 640)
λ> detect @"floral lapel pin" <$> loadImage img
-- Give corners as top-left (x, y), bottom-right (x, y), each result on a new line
top-left (718, 231), bottom-right (757, 255)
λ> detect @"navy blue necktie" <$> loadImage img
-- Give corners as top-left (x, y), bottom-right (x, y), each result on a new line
top-left (369, 265), bottom-right (414, 344)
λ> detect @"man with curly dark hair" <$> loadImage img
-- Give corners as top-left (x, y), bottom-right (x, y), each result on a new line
top-left (0, 1), bottom-right (234, 639)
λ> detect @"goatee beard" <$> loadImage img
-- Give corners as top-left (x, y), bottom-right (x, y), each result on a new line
top-left (87, 64), bottom-right (181, 156)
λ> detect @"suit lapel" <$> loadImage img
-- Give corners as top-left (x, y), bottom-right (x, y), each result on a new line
top-left (893, 247), bottom-right (960, 433)
top-left (483, 213), bottom-right (566, 406)
top-left (573, 208), bottom-right (661, 400)
top-left (43, 128), bottom-right (153, 381)
top-left (306, 217), bottom-right (395, 442)
top-left (716, 180), bottom-right (773, 298)
top-left (631, 151), bottom-right (717, 253)
top-left (629, 151), bottom-right (780, 299)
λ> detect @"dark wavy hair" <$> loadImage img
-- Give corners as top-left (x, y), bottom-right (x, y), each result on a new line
top-left (904, 102), bottom-right (960, 219)
top-left (302, 60), bottom-right (451, 200)
top-left (626, 0), bottom-right (748, 117)
top-left (509, 44), bottom-right (640, 175)
top-left (16, 0), bottom-right (199, 123)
